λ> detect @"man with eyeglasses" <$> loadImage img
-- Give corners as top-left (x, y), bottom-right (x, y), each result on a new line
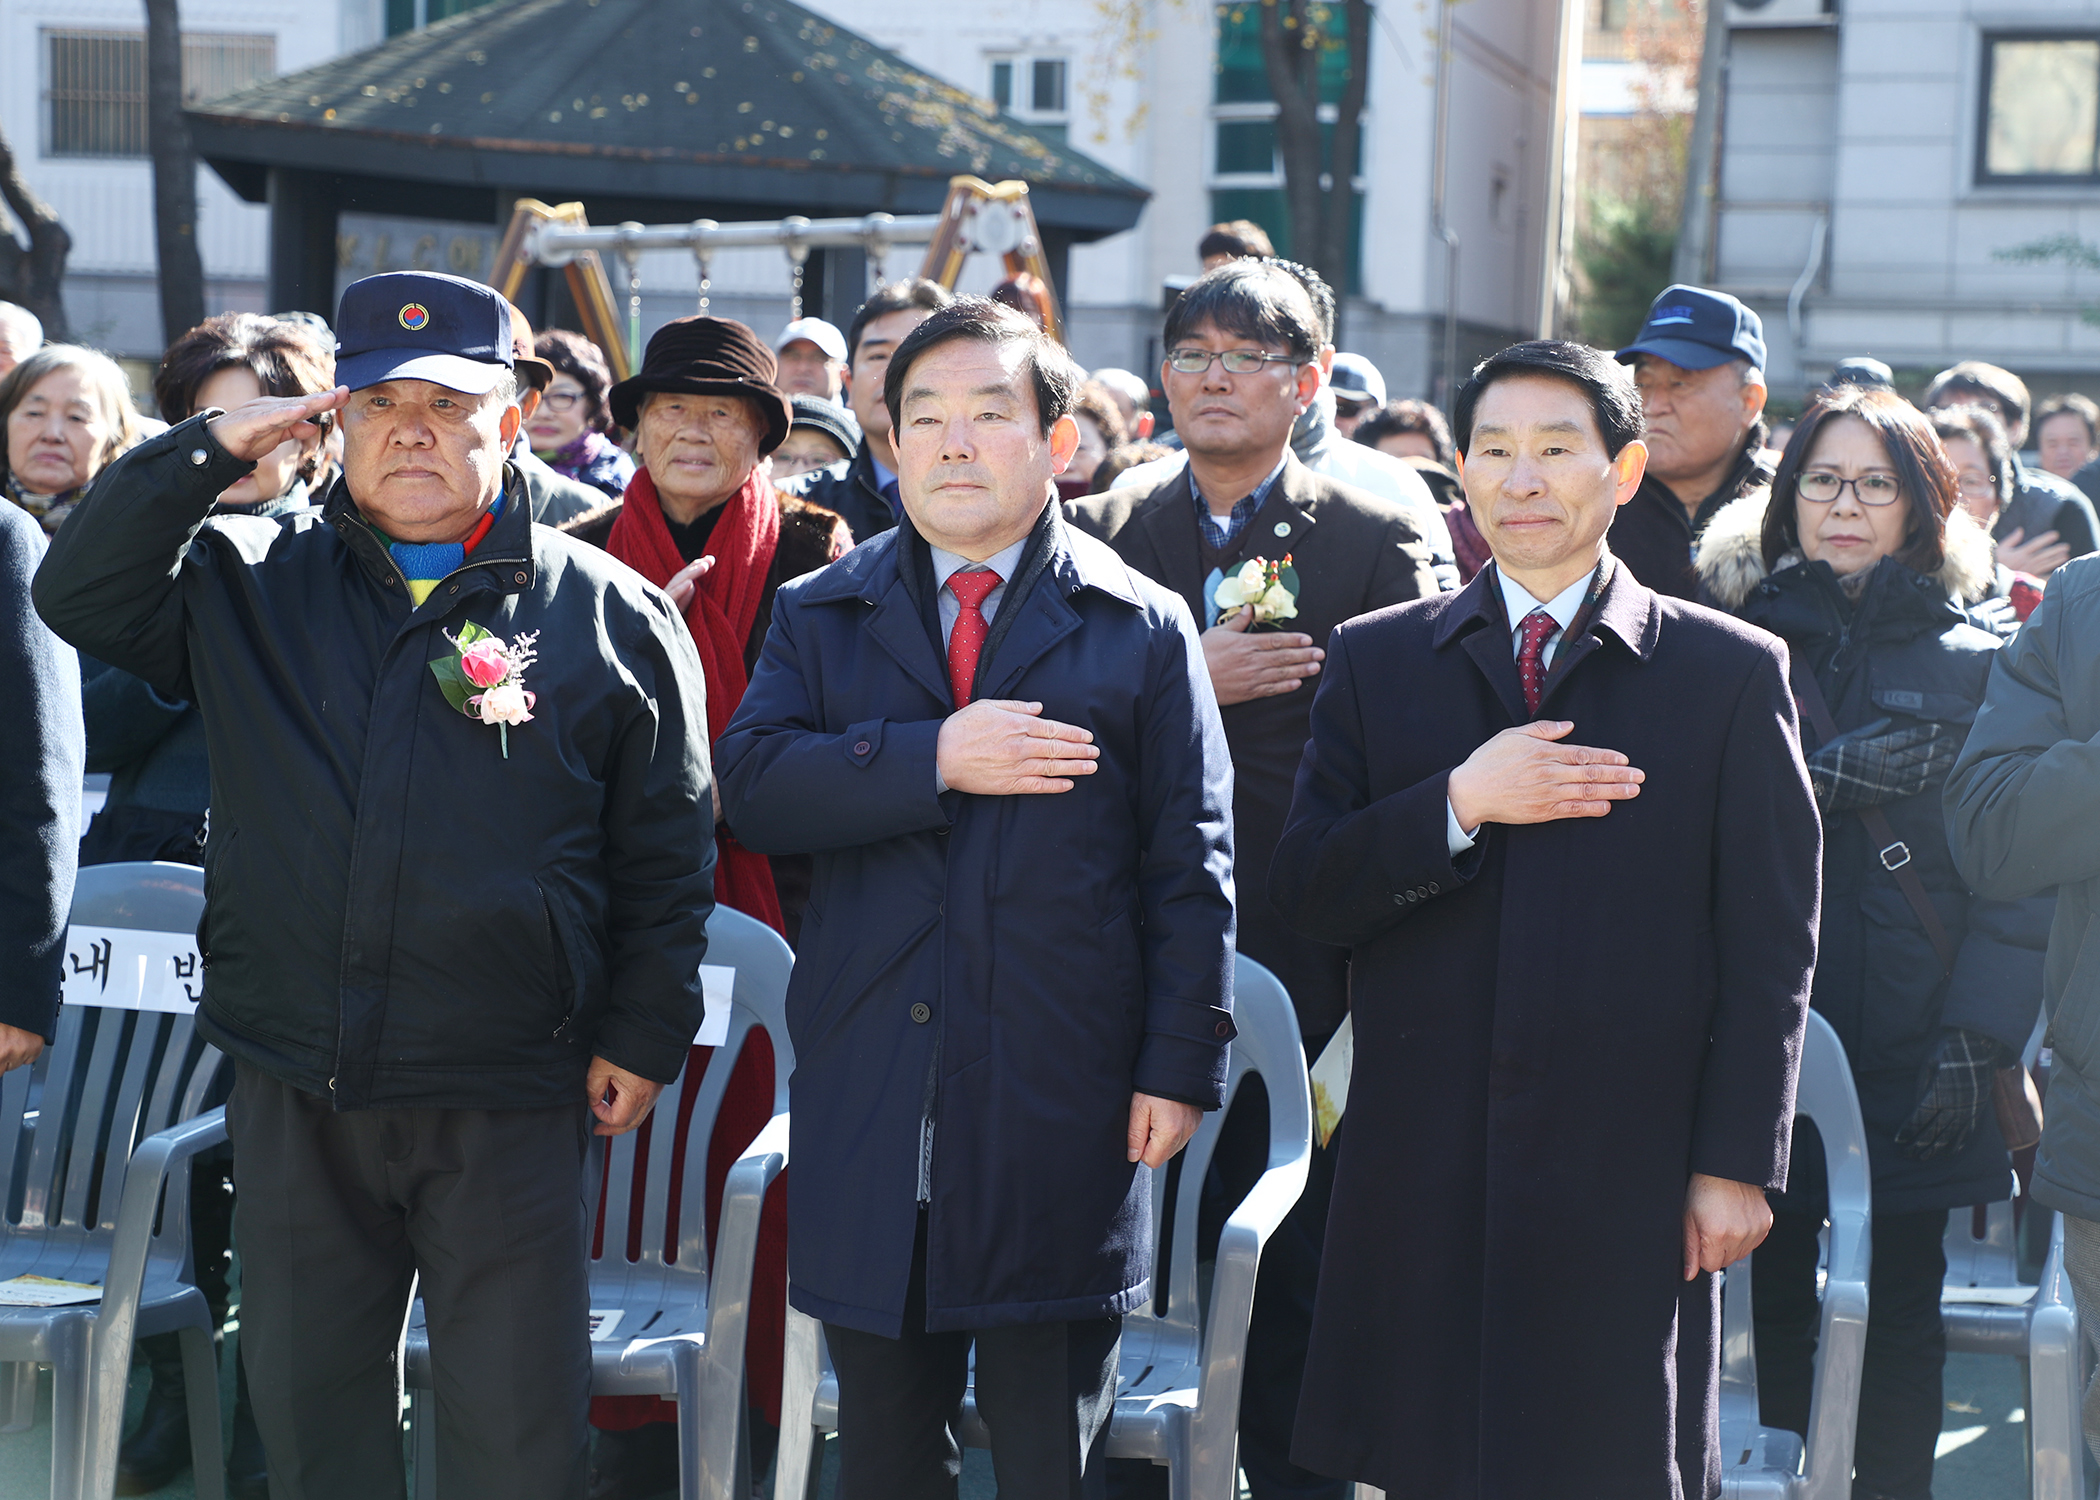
top-left (1067, 257), bottom-right (1437, 1500)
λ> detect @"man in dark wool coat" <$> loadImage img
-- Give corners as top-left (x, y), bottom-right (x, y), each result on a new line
top-left (716, 298), bottom-right (1236, 1500)
top-left (1065, 258), bottom-right (1436, 1500)
top-left (1270, 340), bottom-right (1823, 1499)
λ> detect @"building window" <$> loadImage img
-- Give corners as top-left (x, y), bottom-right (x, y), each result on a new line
top-left (43, 28), bottom-right (274, 159)
top-left (1980, 34), bottom-right (2100, 182)
top-left (986, 52), bottom-right (1069, 144)
top-left (385, 0), bottom-right (500, 38)
top-left (1031, 59), bottom-right (1066, 114)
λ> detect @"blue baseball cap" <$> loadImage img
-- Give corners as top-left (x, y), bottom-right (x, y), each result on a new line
top-left (334, 271), bottom-right (515, 395)
top-left (1617, 284), bottom-right (1766, 373)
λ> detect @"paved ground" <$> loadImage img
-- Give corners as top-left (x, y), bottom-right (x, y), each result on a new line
top-left (0, 1346), bottom-right (2045, 1499)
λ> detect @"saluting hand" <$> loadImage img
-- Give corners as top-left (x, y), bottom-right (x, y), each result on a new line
top-left (1445, 720), bottom-right (1644, 831)
top-left (936, 699), bottom-right (1100, 795)
top-left (1202, 610), bottom-right (1323, 706)
top-left (587, 1055), bottom-right (666, 1136)
top-left (205, 389), bottom-right (350, 464)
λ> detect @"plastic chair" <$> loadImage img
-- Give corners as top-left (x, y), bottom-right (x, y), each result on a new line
top-left (1936, 1016), bottom-right (2083, 1498)
top-left (1718, 1008), bottom-right (1872, 1500)
top-left (0, 860), bottom-right (229, 1500)
top-left (774, 952), bottom-right (1312, 1500)
top-left (405, 903), bottom-right (794, 1500)
top-left (2024, 1212), bottom-right (2083, 1500)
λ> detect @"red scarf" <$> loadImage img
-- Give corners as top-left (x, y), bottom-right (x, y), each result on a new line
top-left (606, 465), bottom-right (784, 934)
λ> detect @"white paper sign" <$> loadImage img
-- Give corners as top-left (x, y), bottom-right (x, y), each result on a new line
top-left (0, 1275), bottom-right (102, 1306)
top-left (61, 926), bottom-right (203, 1015)
top-left (588, 1308), bottom-right (624, 1341)
top-left (695, 965), bottom-right (736, 1047)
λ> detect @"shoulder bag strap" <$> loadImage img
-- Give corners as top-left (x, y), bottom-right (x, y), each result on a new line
top-left (1788, 655), bottom-right (1959, 976)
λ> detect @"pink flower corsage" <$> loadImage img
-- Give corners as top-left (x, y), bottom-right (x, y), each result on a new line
top-left (429, 622), bottom-right (538, 758)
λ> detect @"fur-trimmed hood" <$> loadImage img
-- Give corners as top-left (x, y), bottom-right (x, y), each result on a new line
top-left (1694, 487), bottom-right (1998, 612)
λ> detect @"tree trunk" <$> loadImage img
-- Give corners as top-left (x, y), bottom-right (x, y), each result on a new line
top-left (0, 125), bottom-right (72, 340)
top-left (1257, 0), bottom-right (1368, 341)
top-left (145, 0), bottom-right (205, 345)
top-left (1320, 0), bottom-right (1371, 340)
top-left (1258, 0), bottom-right (1327, 274)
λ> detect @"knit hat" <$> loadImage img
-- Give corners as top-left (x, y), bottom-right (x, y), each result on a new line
top-left (788, 393), bottom-right (862, 460)
top-left (607, 316), bottom-right (792, 454)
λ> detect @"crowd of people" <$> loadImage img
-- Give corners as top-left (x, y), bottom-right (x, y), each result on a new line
top-left (0, 219), bottom-right (2096, 1500)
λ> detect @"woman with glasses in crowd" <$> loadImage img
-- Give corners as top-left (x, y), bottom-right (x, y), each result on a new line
top-left (529, 328), bottom-right (635, 499)
top-left (1, 344), bottom-right (141, 534)
top-left (1696, 384), bottom-right (2050, 1500)
top-left (1935, 403), bottom-right (2053, 618)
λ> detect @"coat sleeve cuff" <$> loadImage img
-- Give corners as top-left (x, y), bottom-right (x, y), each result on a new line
top-left (589, 1009), bottom-right (699, 1087)
top-left (1133, 998), bottom-right (1235, 1109)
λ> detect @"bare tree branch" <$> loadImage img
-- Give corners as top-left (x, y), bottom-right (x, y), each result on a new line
top-left (0, 123), bottom-right (72, 340)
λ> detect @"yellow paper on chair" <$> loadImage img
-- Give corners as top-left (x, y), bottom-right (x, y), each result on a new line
top-left (0, 1275), bottom-right (101, 1306)
top-left (1309, 1014), bottom-right (1353, 1149)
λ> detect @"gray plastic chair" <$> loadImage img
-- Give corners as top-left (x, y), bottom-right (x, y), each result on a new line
top-left (1937, 1016), bottom-right (2081, 1499)
top-left (1717, 1007), bottom-right (1872, 1500)
top-left (774, 952), bottom-right (1312, 1500)
top-left (405, 903), bottom-right (793, 1500)
top-left (0, 860), bottom-right (229, 1500)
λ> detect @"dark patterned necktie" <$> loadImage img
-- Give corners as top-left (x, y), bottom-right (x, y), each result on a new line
top-left (946, 569), bottom-right (1002, 707)
top-left (1516, 607), bottom-right (1557, 716)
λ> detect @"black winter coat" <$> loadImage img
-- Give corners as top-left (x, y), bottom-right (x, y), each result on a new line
top-left (1270, 558), bottom-right (1820, 1497)
top-left (716, 503), bottom-right (1237, 1337)
top-left (0, 501), bottom-right (82, 1040)
top-left (32, 414), bottom-right (714, 1110)
top-left (1699, 494), bottom-right (2049, 1213)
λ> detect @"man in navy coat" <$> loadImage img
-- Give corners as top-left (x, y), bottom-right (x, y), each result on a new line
top-left (1271, 341), bottom-right (1821, 1498)
top-left (717, 298), bottom-right (1237, 1500)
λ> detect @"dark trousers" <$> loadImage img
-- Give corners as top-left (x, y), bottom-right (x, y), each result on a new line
top-left (1109, 1075), bottom-right (1346, 1500)
top-left (1755, 1126), bottom-right (1948, 1500)
top-left (227, 1062), bottom-right (594, 1500)
top-left (825, 1214), bottom-right (1121, 1500)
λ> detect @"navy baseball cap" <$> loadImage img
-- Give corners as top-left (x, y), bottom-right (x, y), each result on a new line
top-left (334, 271), bottom-right (514, 395)
top-left (1617, 284), bottom-right (1766, 373)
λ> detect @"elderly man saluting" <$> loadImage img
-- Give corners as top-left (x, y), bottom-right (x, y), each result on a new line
top-left (33, 271), bottom-right (713, 1500)
top-left (717, 298), bottom-right (1236, 1500)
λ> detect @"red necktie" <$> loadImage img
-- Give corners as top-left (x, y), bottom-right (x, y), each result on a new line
top-left (1515, 607), bottom-right (1557, 716)
top-left (947, 568), bottom-right (1002, 707)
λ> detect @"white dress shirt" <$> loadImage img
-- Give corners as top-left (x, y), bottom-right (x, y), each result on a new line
top-left (1446, 564), bottom-right (1601, 854)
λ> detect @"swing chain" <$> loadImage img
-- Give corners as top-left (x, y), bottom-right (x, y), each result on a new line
top-left (781, 216), bottom-right (812, 323)
top-left (689, 220), bottom-right (718, 316)
top-left (615, 222), bottom-right (645, 373)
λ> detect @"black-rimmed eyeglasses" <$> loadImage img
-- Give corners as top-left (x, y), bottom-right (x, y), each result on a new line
top-left (1797, 471), bottom-right (1903, 506)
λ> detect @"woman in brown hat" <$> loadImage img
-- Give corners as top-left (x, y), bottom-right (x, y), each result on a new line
top-left (564, 314), bottom-right (846, 935)
top-left (560, 315), bottom-right (844, 1498)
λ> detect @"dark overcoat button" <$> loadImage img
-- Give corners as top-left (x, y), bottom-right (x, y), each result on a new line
top-left (1214, 1020), bottom-right (1231, 1037)
top-left (853, 740), bottom-right (872, 754)
top-left (910, 1003), bottom-right (931, 1024)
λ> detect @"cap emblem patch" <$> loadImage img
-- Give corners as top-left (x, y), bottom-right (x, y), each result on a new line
top-left (398, 303), bottom-right (431, 332)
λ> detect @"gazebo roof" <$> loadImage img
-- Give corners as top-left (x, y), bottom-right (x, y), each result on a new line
top-left (188, 0), bottom-right (1147, 236)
